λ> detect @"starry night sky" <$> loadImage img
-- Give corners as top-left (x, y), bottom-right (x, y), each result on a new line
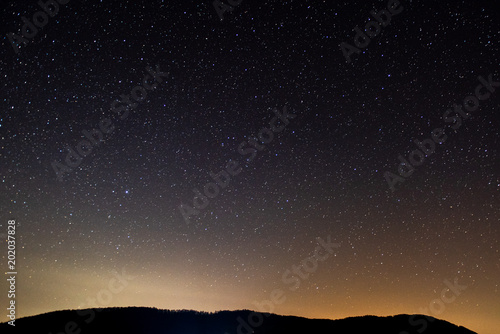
top-left (1, 1), bottom-right (499, 333)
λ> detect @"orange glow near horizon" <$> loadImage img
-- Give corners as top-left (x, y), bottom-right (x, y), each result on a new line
top-left (10, 224), bottom-right (499, 334)
top-left (1, 2), bottom-right (498, 333)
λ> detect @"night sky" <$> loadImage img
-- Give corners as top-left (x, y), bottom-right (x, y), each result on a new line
top-left (1, 1), bottom-right (499, 334)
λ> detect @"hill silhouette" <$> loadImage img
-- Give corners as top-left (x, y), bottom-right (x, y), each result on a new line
top-left (0, 307), bottom-right (477, 334)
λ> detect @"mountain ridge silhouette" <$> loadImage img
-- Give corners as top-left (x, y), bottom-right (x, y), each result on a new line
top-left (0, 307), bottom-right (477, 334)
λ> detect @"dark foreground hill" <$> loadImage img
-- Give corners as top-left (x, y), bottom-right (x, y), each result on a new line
top-left (0, 307), bottom-right (477, 334)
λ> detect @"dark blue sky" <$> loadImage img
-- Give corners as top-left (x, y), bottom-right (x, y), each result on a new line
top-left (0, 1), bottom-right (499, 333)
